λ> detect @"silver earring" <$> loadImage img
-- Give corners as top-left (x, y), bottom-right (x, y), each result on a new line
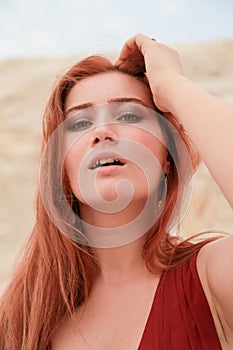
top-left (157, 174), bottom-right (168, 211)
top-left (157, 200), bottom-right (162, 211)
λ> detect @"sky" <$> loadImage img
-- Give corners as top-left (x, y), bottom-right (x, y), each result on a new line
top-left (0, 0), bottom-right (233, 59)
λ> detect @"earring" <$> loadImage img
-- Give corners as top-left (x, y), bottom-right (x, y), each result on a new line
top-left (158, 200), bottom-right (162, 211)
top-left (157, 173), bottom-right (168, 212)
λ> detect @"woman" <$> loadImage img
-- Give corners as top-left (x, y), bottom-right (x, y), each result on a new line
top-left (0, 33), bottom-right (232, 349)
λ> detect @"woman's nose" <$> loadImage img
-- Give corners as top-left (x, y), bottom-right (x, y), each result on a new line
top-left (91, 125), bottom-right (118, 146)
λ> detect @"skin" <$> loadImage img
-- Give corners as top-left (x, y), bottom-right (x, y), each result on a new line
top-left (64, 72), bottom-right (169, 230)
top-left (53, 71), bottom-right (168, 349)
top-left (52, 34), bottom-right (233, 349)
top-left (116, 33), bottom-right (233, 348)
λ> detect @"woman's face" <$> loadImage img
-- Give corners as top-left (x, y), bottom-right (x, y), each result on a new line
top-left (63, 72), bottom-right (169, 210)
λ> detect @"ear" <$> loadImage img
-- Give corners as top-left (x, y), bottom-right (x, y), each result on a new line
top-left (162, 154), bottom-right (170, 175)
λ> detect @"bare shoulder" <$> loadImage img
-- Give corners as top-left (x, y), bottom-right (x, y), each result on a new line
top-left (197, 235), bottom-right (233, 347)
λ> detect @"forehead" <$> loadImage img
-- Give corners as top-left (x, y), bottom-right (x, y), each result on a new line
top-left (64, 72), bottom-right (154, 112)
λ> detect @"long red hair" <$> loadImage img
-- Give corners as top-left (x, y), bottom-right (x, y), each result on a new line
top-left (0, 55), bottom-right (220, 349)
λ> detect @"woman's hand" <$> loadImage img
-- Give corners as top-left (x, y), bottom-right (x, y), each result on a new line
top-left (116, 33), bottom-right (233, 208)
top-left (115, 33), bottom-right (185, 112)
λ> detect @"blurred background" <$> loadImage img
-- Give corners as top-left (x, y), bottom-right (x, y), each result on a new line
top-left (0, 0), bottom-right (233, 288)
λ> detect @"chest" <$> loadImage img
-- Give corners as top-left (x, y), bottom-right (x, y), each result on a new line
top-left (51, 277), bottom-right (159, 350)
top-left (51, 258), bottom-right (223, 350)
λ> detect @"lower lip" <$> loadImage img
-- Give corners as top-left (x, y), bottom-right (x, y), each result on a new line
top-left (95, 165), bottom-right (125, 174)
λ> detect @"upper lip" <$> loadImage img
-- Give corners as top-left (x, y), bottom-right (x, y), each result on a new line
top-left (89, 152), bottom-right (126, 170)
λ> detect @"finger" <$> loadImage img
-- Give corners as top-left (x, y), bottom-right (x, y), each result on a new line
top-left (115, 38), bottom-right (136, 66)
top-left (115, 33), bottom-right (152, 66)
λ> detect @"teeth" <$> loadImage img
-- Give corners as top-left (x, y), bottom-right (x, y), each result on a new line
top-left (93, 158), bottom-right (121, 169)
top-left (99, 158), bottom-right (114, 165)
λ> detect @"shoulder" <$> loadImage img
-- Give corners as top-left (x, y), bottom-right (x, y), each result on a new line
top-left (197, 235), bottom-right (233, 345)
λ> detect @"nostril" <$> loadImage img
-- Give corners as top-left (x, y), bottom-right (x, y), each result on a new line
top-left (93, 136), bottom-right (114, 145)
top-left (94, 137), bottom-right (100, 144)
top-left (92, 134), bottom-right (117, 146)
top-left (106, 136), bottom-right (113, 142)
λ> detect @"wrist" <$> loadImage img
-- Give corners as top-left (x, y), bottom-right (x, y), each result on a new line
top-left (152, 74), bottom-right (191, 115)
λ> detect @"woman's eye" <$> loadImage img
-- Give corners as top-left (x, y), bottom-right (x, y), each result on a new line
top-left (68, 120), bottom-right (92, 131)
top-left (118, 113), bottom-right (142, 123)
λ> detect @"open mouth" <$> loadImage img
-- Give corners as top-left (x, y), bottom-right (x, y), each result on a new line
top-left (92, 158), bottom-right (125, 170)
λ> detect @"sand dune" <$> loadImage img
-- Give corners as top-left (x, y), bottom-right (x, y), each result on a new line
top-left (0, 42), bottom-right (233, 288)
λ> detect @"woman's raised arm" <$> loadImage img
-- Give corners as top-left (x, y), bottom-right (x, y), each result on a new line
top-left (116, 33), bottom-right (233, 208)
top-left (117, 34), bottom-right (233, 345)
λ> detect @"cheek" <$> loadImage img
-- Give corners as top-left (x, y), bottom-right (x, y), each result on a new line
top-left (118, 128), bottom-right (167, 197)
top-left (122, 128), bottom-right (167, 167)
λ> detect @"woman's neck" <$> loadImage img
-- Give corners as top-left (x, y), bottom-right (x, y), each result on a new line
top-left (78, 199), bottom-right (158, 283)
top-left (93, 235), bottom-right (149, 284)
top-left (78, 195), bottom-right (159, 247)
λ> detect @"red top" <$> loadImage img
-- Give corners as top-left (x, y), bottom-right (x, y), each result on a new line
top-left (47, 253), bottom-right (222, 349)
top-left (138, 253), bottom-right (222, 349)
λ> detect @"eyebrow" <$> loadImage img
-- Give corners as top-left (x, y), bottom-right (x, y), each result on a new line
top-left (64, 97), bottom-right (149, 116)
